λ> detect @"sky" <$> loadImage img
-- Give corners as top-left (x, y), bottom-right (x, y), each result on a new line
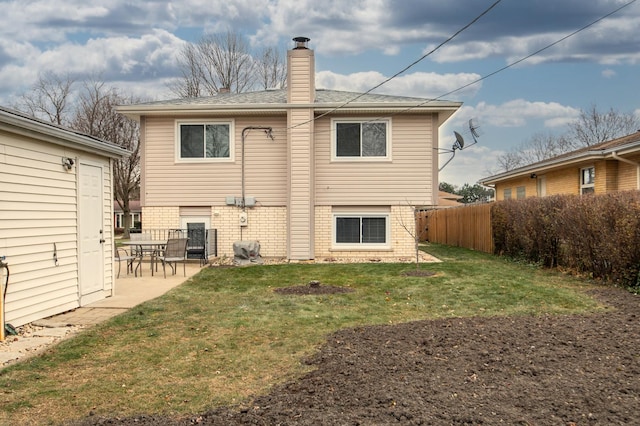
top-left (1, 0), bottom-right (639, 187)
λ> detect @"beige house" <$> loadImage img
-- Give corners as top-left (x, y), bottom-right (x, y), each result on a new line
top-left (480, 131), bottom-right (640, 201)
top-left (117, 38), bottom-right (461, 261)
top-left (0, 107), bottom-right (129, 327)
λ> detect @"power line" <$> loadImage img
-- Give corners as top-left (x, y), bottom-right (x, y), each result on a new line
top-left (398, 0), bottom-right (638, 112)
top-left (288, 0), bottom-right (503, 130)
top-left (267, 0), bottom-right (637, 139)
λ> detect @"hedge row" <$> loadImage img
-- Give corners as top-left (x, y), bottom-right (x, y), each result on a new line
top-left (491, 191), bottom-right (640, 288)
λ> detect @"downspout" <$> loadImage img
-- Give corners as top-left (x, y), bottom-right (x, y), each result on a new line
top-left (611, 151), bottom-right (640, 189)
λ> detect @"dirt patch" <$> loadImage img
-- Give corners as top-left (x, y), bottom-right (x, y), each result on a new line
top-left (74, 286), bottom-right (640, 425)
top-left (274, 281), bottom-right (355, 295)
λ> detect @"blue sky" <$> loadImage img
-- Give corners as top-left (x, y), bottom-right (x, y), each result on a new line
top-left (0, 0), bottom-right (638, 186)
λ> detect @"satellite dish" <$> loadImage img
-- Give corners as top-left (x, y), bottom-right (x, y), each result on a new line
top-left (437, 118), bottom-right (482, 171)
top-left (453, 131), bottom-right (464, 150)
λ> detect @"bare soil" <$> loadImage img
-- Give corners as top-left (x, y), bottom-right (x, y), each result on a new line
top-left (74, 286), bottom-right (640, 426)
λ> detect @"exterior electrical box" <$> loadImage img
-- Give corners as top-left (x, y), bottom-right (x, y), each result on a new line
top-left (239, 211), bottom-right (248, 227)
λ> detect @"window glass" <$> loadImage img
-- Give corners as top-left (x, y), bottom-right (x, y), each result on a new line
top-left (335, 120), bottom-right (388, 158)
top-left (503, 188), bottom-right (512, 200)
top-left (335, 215), bottom-right (387, 245)
top-left (179, 123), bottom-right (230, 159)
top-left (516, 186), bottom-right (526, 199)
top-left (336, 123), bottom-right (361, 156)
top-left (362, 217), bottom-right (386, 243)
top-left (336, 217), bottom-right (360, 243)
top-left (362, 123), bottom-right (386, 156)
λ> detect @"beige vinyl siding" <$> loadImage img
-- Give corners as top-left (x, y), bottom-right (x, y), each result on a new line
top-left (142, 116), bottom-right (288, 207)
top-left (0, 133), bottom-right (80, 326)
top-left (287, 108), bottom-right (314, 259)
top-left (315, 114), bottom-right (435, 205)
top-left (288, 49), bottom-right (314, 104)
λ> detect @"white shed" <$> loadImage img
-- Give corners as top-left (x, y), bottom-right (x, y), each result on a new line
top-left (0, 107), bottom-right (129, 328)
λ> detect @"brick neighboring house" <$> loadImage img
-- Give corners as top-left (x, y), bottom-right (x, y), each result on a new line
top-left (117, 37), bottom-right (461, 261)
top-left (480, 131), bottom-right (640, 200)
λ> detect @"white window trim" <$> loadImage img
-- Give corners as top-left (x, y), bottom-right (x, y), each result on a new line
top-left (580, 166), bottom-right (595, 194)
top-left (331, 118), bottom-right (392, 162)
top-left (175, 119), bottom-right (235, 163)
top-left (332, 210), bottom-right (391, 250)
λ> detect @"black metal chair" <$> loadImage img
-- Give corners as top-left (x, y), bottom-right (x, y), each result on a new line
top-left (157, 238), bottom-right (189, 278)
top-left (187, 228), bottom-right (207, 266)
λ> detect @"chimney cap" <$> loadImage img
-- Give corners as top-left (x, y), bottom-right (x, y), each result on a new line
top-left (293, 36), bottom-right (310, 49)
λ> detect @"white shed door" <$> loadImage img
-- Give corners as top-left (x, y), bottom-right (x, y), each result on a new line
top-left (79, 163), bottom-right (105, 304)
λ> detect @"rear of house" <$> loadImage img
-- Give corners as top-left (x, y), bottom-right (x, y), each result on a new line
top-left (118, 38), bottom-right (461, 261)
top-left (481, 132), bottom-right (640, 200)
top-left (0, 107), bottom-right (128, 328)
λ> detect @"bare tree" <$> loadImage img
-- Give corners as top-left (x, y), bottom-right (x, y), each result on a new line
top-left (171, 29), bottom-right (256, 97)
top-left (568, 104), bottom-right (640, 146)
top-left (496, 105), bottom-right (640, 172)
top-left (15, 71), bottom-right (75, 125)
top-left (71, 80), bottom-right (141, 238)
top-left (255, 46), bottom-right (287, 89)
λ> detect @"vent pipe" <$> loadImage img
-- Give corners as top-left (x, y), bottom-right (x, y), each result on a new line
top-left (293, 36), bottom-right (310, 49)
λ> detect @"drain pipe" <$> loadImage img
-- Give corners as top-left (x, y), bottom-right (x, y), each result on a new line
top-left (611, 151), bottom-right (640, 189)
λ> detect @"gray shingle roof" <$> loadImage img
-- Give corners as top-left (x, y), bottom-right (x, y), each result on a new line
top-left (132, 88), bottom-right (455, 107)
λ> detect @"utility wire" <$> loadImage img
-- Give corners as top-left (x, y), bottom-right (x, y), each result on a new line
top-left (288, 0), bottom-right (503, 130)
top-left (268, 0), bottom-right (637, 138)
top-left (393, 0), bottom-right (638, 113)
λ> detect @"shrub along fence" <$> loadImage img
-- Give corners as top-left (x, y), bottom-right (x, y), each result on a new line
top-left (419, 191), bottom-right (640, 288)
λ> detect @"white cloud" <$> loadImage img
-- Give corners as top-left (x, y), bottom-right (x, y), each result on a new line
top-left (602, 69), bottom-right (616, 78)
top-left (465, 100), bottom-right (579, 129)
top-left (316, 70), bottom-right (482, 99)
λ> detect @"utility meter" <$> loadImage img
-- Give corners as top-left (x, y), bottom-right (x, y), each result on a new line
top-left (239, 211), bottom-right (248, 227)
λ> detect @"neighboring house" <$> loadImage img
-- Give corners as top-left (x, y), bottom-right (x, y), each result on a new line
top-left (438, 190), bottom-right (464, 208)
top-left (480, 131), bottom-right (640, 201)
top-left (117, 37), bottom-right (461, 261)
top-left (114, 200), bottom-right (142, 229)
top-left (0, 106), bottom-right (129, 327)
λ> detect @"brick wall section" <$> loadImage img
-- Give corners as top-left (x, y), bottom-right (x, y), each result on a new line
top-left (142, 206), bottom-right (180, 229)
top-left (143, 206), bottom-right (288, 258)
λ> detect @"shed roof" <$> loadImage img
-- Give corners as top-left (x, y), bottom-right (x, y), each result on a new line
top-left (0, 106), bottom-right (130, 158)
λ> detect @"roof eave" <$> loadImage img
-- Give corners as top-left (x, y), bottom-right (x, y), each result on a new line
top-left (479, 140), bottom-right (640, 185)
top-left (0, 109), bottom-right (130, 159)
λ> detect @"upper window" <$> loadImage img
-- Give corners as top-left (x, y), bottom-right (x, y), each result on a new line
top-left (516, 186), bottom-right (526, 199)
top-left (503, 188), bottom-right (512, 200)
top-left (333, 119), bottom-right (390, 160)
top-left (177, 121), bottom-right (233, 161)
top-left (580, 166), bottom-right (595, 195)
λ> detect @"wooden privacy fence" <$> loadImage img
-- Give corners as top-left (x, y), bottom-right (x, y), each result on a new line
top-left (417, 203), bottom-right (494, 253)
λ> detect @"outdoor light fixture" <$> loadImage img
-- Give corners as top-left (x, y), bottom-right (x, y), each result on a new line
top-left (62, 157), bottom-right (75, 170)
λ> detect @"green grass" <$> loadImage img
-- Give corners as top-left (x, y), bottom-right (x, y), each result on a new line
top-left (0, 244), bottom-right (603, 424)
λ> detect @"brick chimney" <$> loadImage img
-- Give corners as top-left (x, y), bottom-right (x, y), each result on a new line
top-left (286, 37), bottom-right (315, 260)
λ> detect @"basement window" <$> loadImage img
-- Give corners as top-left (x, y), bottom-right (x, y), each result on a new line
top-left (333, 210), bottom-right (390, 249)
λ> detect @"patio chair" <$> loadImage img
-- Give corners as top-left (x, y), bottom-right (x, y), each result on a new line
top-left (157, 238), bottom-right (189, 278)
top-left (115, 246), bottom-right (138, 278)
top-left (187, 228), bottom-right (207, 266)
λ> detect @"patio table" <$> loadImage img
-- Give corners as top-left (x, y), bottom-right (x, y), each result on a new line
top-left (125, 240), bottom-right (166, 276)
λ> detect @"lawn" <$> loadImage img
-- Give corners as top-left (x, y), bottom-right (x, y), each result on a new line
top-left (0, 244), bottom-right (602, 424)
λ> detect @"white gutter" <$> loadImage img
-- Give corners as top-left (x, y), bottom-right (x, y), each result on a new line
top-left (611, 151), bottom-right (640, 189)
